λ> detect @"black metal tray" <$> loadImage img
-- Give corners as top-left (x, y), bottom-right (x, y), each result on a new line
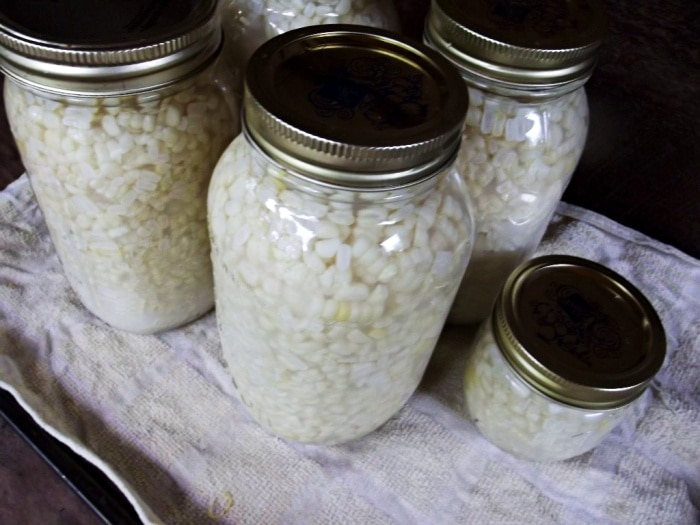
top-left (0, 388), bottom-right (142, 525)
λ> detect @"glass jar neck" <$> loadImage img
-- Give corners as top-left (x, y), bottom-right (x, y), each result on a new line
top-left (6, 52), bottom-right (225, 107)
top-left (243, 124), bottom-right (449, 204)
top-left (457, 66), bottom-right (588, 101)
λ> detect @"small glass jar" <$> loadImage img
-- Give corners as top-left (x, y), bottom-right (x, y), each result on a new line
top-left (424, 0), bottom-right (607, 323)
top-left (208, 26), bottom-right (473, 444)
top-left (0, 0), bottom-right (239, 333)
top-left (218, 0), bottom-right (400, 95)
top-left (464, 255), bottom-right (666, 462)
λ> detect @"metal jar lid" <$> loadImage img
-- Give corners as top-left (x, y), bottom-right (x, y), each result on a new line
top-left (492, 255), bottom-right (666, 410)
top-left (243, 25), bottom-right (468, 189)
top-left (0, 0), bottom-right (220, 96)
top-left (424, 0), bottom-right (607, 87)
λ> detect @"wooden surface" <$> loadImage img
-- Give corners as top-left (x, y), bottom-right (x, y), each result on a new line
top-left (0, 1), bottom-right (698, 524)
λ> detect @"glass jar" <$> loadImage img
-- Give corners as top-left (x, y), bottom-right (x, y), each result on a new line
top-left (424, 0), bottom-right (607, 323)
top-left (464, 255), bottom-right (666, 462)
top-left (208, 26), bottom-right (473, 444)
top-left (0, 0), bottom-right (239, 334)
top-left (218, 0), bottom-right (399, 96)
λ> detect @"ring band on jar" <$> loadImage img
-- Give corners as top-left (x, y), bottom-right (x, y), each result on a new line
top-left (0, 0), bottom-right (239, 333)
top-left (463, 256), bottom-right (666, 462)
top-left (208, 25), bottom-right (473, 444)
top-left (424, 0), bottom-right (607, 324)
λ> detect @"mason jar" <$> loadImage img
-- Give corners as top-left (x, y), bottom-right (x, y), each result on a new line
top-left (463, 255), bottom-right (666, 462)
top-left (0, 0), bottom-right (239, 334)
top-left (424, 0), bottom-right (607, 323)
top-left (218, 0), bottom-right (399, 96)
top-left (208, 26), bottom-right (473, 444)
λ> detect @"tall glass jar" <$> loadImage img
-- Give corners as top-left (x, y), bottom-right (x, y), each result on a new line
top-left (218, 0), bottom-right (399, 97)
top-left (0, 0), bottom-right (238, 334)
top-left (424, 0), bottom-right (607, 323)
top-left (208, 26), bottom-right (473, 444)
top-left (464, 256), bottom-right (666, 462)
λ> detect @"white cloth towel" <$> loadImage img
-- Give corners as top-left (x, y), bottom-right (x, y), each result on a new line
top-left (1, 175), bottom-right (698, 524)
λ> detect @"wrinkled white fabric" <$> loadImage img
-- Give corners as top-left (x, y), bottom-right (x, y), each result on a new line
top-left (1, 175), bottom-right (698, 524)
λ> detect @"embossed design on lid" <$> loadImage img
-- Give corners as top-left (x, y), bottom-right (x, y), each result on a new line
top-left (493, 255), bottom-right (666, 409)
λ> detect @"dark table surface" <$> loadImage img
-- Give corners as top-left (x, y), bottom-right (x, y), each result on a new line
top-left (1, 1), bottom-right (698, 523)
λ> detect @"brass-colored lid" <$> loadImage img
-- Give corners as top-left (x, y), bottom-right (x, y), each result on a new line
top-left (493, 255), bottom-right (666, 409)
top-left (244, 25), bottom-right (468, 188)
top-left (0, 0), bottom-right (220, 95)
top-left (424, 0), bottom-right (607, 87)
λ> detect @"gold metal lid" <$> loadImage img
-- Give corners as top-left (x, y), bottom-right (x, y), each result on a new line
top-left (424, 0), bottom-right (607, 87)
top-left (493, 255), bottom-right (666, 409)
top-left (0, 0), bottom-right (220, 96)
top-left (244, 25), bottom-right (468, 189)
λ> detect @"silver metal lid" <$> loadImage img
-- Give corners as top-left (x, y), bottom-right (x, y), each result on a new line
top-left (424, 0), bottom-right (607, 87)
top-left (0, 0), bottom-right (220, 96)
top-left (244, 25), bottom-right (468, 189)
top-left (493, 255), bottom-right (666, 409)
